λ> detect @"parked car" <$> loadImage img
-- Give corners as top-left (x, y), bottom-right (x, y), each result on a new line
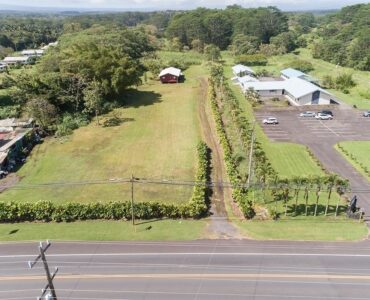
top-left (363, 110), bottom-right (370, 117)
top-left (319, 110), bottom-right (333, 116)
top-left (299, 111), bottom-right (316, 117)
top-left (315, 113), bottom-right (333, 120)
top-left (263, 117), bottom-right (279, 124)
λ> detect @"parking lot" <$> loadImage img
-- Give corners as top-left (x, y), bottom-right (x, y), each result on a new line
top-left (255, 108), bottom-right (370, 143)
top-left (255, 106), bottom-right (370, 217)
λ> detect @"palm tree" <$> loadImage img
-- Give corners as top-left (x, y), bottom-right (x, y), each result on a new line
top-left (335, 178), bottom-right (350, 217)
top-left (324, 174), bottom-right (338, 216)
top-left (292, 176), bottom-right (304, 216)
top-left (313, 176), bottom-right (323, 216)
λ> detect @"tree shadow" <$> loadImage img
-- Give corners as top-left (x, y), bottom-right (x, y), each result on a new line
top-left (116, 89), bottom-right (162, 108)
top-left (102, 117), bottom-right (135, 128)
top-left (287, 204), bottom-right (346, 216)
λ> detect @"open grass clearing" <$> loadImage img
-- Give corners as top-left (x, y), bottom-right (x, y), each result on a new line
top-left (336, 141), bottom-right (370, 182)
top-left (0, 65), bottom-right (205, 204)
top-left (0, 219), bottom-right (208, 241)
top-left (236, 218), bottom-right (368, 241)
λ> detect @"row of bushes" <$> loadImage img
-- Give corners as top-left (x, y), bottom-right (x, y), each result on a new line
top-left (337, 143), bottom-right (370, 177)
top-left (208, 79), bottom-right (255, 219)
top-left (0, 141), bottom-right (211, 223)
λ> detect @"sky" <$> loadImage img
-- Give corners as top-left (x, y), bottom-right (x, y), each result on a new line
top-left (0, 0), bottom-right (368, 11)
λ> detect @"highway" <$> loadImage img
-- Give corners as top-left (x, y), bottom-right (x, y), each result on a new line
top-left (1, 240), bottom-right (370, 299)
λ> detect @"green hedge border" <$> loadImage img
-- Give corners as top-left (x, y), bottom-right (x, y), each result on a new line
top-left (0, 141), bottom-right (211, 222)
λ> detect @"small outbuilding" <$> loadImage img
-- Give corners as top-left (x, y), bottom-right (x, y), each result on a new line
top-left (159, 67), bottom-right (183, 83)
top-left (2, 56), bottom-right (32, 66)
top-left (232, 64), bottom-right (255, 77)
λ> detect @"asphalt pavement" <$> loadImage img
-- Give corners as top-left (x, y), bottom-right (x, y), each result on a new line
top-left (1, 240), bottom-right (370, 299)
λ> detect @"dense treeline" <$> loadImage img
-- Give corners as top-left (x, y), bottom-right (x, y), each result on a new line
top-left (7, 25), bottom-right (154, 131)
top-left (166, 6), bottom-right (288, 50)
top-left (312, 3), bottom-right (370, 70)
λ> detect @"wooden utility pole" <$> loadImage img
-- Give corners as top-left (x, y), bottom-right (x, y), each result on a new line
top-left (28, 241), bottom-right (58, 300)
top-left (247, 122), bottom-right (256, 188)
top-left (131, 174), bottom-right (135, 226)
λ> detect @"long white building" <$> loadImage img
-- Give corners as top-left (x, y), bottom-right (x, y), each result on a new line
top-left (243, 77), bottom-right (336, 106)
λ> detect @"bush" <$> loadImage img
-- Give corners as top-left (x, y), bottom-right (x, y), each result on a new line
top-left (55, 113), bottom-right (89, 137)
top-left (235, 54), bottom-right (267, 66)
top-left (283, 59), bottom-right (314, 73)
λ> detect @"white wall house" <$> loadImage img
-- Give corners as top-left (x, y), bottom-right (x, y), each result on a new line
top-left (232, 64), bottom-right (255, 77)
top-left (2, 56), bottom-right (32, 66)
top-left (243, 77), bottom-right (335, 106)
top-left (21, 49), bottom-right (44, 57)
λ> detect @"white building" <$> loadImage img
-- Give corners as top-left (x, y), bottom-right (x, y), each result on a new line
top-left (2, 56), bottom-right (32, 66)
top-left (21, 49), bottom-right (44, 57)
top-left (243, 77), bottom-right (335, 106)
top-left (232, 64), bottom-right (255, 77)
top-left (0, 63), bottom-right (6, 72)
top-left (280, 68), bottom-right (306, 80)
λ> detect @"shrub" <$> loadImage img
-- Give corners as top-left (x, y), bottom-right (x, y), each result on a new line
top-left (283, 59), bottom-right (314, 73)
top-left (55, 113), bottom-right (89, 137)
top-left (235, 54), bottom-right (267, 66)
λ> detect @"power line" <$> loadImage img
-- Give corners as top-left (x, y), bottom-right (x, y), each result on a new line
top-left (5, 177), bottom-right (367, 193)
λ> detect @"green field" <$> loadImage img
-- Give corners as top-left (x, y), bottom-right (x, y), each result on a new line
top-left (336, 141), bottom-right (370, 181)
top-left (248, 48), bottom-right (370, 109)
top-left (222, 58), bottom-right (325, 179)
top-left (0, 219), bottom-right (207, 241)
top-left (236, 219), bottom-right (368, 241)
top-left (0, 65), bottom-right (204, 204)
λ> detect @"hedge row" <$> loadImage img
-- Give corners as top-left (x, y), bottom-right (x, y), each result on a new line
top-left (0, 141), bottom-right (211, 223)
top-left (208, 79), bottom-right (255, 219)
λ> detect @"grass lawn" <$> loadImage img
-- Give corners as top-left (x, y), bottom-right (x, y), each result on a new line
top-left (264, 143), bottom-right (323, 178)
top-left (0, 219), bottom-right (208, 241)
top-left (249, 48), bottom-right (370, 109)
top-left (336, 141), bottom-right (370, 181)
top-left (221, 55), bottom-right (325, 179)
top-left (236, 219), bottom-right (368, 241)
top-left (0, 65), bottom-right (205, 204)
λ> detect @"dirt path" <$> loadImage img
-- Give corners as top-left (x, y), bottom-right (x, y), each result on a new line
top-left (0, 174), bottom-right (19, 193)
top-left (197, 78), bottom-right (244, 239)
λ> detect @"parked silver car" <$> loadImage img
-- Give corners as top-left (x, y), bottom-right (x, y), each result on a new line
top-left (363, 110), bottom-right (370, 117)
top-left (299, 111), bottom-right (316, 117)
top-left (263, 117), bottom-right (279, 125)
top-left (315, 113), bottom-right (333, 120)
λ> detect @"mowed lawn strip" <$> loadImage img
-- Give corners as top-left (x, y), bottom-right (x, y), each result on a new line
top-left (236, 219), bottom-right (368, 241)
top-left (0, 219), bottom-right (207, 241)
top-left (336, 141), bottom-right (370, 182)
top-left (0, 65), bottom-right (204, 204)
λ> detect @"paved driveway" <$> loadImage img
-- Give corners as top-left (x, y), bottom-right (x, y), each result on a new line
top-left (255, 106), bottom-right (370, 217)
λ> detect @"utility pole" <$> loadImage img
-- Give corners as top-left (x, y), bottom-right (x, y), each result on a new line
top-left (131, 174), bottom-right (135, 226)
top-left (28, 240), bottom-right (58, 300)
top-left (247, 122), bottom-right (256, 188)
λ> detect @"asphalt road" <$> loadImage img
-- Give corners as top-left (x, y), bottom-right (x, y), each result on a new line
top-left (2, 240), bottom-right (370, 299)
top-left (255, 106), bottom-right (370, 216)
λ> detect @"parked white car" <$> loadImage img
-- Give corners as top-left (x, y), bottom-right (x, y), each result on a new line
top-left (315, 113), bottom-right (333, 120)
top-left (262, 117), bottom-right (279, 125)
top-left (299, 111), bottom-right (316, 117)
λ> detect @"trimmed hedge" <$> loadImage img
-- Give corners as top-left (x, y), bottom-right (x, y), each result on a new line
top-left (208, 79), bottom-right (255, 219)
top-left (0, 142), bottom-right (211, 223)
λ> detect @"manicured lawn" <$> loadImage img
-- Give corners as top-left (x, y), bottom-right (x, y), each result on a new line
top-left (264, 143), bottom-right (324, 178)
top-left (236, 219), bottom-right (368, 241)
top-left (0, 65), bottom-right (204, 204)
top-left (336, 141), bottom-right (370, 181)
top-left (249, 48), bottom-right (370, 109)
top-left (0, 219), bottom-right (208, 241)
